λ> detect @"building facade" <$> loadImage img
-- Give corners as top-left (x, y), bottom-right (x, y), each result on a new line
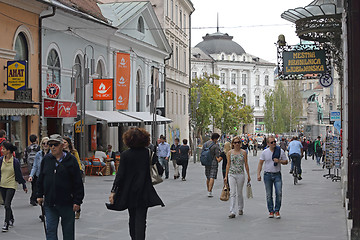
top-left (191, 31), bottom-right (276, 134)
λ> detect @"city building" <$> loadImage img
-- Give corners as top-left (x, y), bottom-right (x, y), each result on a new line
top-left (191, 30), bottom-right (276, 134)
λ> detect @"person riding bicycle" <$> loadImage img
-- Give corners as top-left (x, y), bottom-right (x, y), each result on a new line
top-left (288, 136), bottom-right (303, 180)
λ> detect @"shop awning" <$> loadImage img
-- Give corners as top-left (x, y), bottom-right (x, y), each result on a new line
top-left (85, 111), bottom-right (141, 127)
top-left (0, 108), bottom-right (39, 116)
top-left (120, 112), bottom-right (172, 125)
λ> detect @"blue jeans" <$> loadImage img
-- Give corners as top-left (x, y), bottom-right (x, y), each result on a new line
top-left (264, 172), bottom-right (282, 213)
top-left (44, 205), bottom-right (75, 240)
top-left (159, 157), bottom-right (169, 178)
top-left (290, 153), bottom-right (302, 175)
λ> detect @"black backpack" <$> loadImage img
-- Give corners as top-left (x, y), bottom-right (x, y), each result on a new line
top-left (200, 142), bottom-right (215, 166)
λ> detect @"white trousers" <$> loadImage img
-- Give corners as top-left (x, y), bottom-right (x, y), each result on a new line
top-left (228, 173), bottom-right (245, 214)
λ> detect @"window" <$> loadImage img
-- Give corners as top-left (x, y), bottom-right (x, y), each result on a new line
top-left (166, 0), bottom-right (169, 16)
top-left (256, 75), bottom-right (260, 86)
top-left (166, 90), bottom-right (169, 114)
top-left (176, 92), bottom-right (178, 114)
top-left (180, 10), bottom-right (182, 29)
top-left (183, 94), bottom-right (186, 115)
top-left (232, 55), bottom-right (236, 61)
top-left (242, 94), bottom-right (246, 105)
top-left (137, 17), bottom-right (144, 33)
top-left (171, 0), bottom-right (174, 20)
top-left (74, 55), bottom-right (82, 102)
top-left (309, 83), bottom-right (313, 90)
top-left (255, 95), bottom-right (260, 107)
top-left (192, 72), bottom-right (197, 79)
top-left (243, 56), bottom-right (246, 61)
top-left (221, 73), bottom-right (225, 84)
top-left (171, 43), bottom-right (174, 67)
top-left (183, 51), bottom-right (186, 72)
top-left (242, 74), bottom-right (247, 85)
top-left (329, 103), bottom-right (333, 111)
top-left (265, 75), bottom-right (269, 86)
top-left (171, 92), bottom-right (174, 114)
top-left (221, 54), bottom-right (225, 61)
top-left (231, 73), bottom-right (236, 84)
top-left (47, 49), bottom-right (61, 83)
top-left (14, 32), bottom-right (29, 86)
top-left (303, 83), bottom-right (307, 91)
top-left (184, 14), bottom-right (186, 33)
top-left (175, 5), bottom-right (178, 25)
top-left (175, 47), bottom-right (179, 69)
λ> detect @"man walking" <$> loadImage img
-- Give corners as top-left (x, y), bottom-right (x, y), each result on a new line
top-left (257, 136), bottom-right (288, 219)
top-left (170, 138), bottom-right (181, 179)
top-left (24, 134), bottom-right (40, 206)
top-left (157, 136), bottom-right (170, 179)
top-left (37, 134), bottom-right (84, 240)
top-left (288, 136), bottom-right (304, 180)
top-left (203, 133), bottom-right (221, 197)
top-left (301, 137), bottom-right (308, 160)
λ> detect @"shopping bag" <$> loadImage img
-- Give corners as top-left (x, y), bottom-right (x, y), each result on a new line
top-left (246, 182), bottom-right (253, 199)
top-left (220, 184), bottom-right (230, 201)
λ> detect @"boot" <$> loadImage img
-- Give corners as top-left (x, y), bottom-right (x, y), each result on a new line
top-left (2, 222), bottom-right (9, 232)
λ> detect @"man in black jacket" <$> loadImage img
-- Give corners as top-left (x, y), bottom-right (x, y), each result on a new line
top-left (37, 134), bottom-right (84, 240)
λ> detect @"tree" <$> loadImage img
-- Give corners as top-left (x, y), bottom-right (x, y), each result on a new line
top-left (263, 81), bottom-right (302, 134)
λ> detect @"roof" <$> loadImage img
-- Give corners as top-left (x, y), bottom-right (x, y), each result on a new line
top-left (195, 31), bottom-right (246, 55)
top-left (57, 0), bottom-right (108, 22)
top-left (191, 47), bottom-right (214, 61)
top-left (98, 1), bottom-right (148, 27)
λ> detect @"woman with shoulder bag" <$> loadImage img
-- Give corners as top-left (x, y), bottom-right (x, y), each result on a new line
top-left (224, 136), bottom-right (251, 218)
top-left (108, 128), bottom-right (164, 240)
top-left (0, 141), bottom-right (27, 232)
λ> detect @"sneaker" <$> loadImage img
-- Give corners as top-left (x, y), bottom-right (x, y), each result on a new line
top-left (238, 210), bottom-right (243, 215)
top-left (228, 213), bottom-right (236, 218)
top-left (9, 219), bottom-right (14, 228)
top-left (207, 191), bottom-right (213, 198)
top-left (2, 222), bottom-right (9, 232)
top-left (75, 212), bottom-right (80, 219)
top-left (182, 178), bottom-right (186, 181)
top-left (269, 212), bottom-right (274, 218)
top-left (289, 170), bottom-right (293, 174)
top-left (275, 211), bottom-right (281, 219)
top-left (298, 175), bottom-right (302, 180)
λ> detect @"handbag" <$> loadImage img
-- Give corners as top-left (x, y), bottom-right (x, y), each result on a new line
top-left (220, 184), bottom-right (230, 201)
top-left (149, 149), bottom-right (163, 185)
top-left (246, 182), bottom-right (253, 199)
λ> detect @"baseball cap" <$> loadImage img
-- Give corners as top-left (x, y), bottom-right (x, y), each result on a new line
top-left (48, 134), bottom-right (63, 143)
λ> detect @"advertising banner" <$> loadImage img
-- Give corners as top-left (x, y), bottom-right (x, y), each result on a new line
top-left (91, 125), bottom-right (97, 151)
top-left (93, 79), bottom-right (113, 100)
top-left (283, 50), bottom-right (326, 75)
top-left (7, 61), bottom-right (27, 90)
top-left (115, 52), bottom-right (131, 110)
top-left (44, 99), bottom-right (58, 118)
top-left (58, 101), bottom-right (77, 118)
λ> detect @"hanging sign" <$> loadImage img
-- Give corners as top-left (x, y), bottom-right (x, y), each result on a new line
top-left (7, 61), bottom-right (27, 90)
top-left (115, 52), bottom-right (130, 110)
top-left (46, 83), bottom-right (61, 98)
top-left (283, 50), bottom-right (326, 75)
top-left (93, 79), bottom-right (113, 100)
top-left (74, 120), bottom-right (84, 133)
top-left (44, 99), bottom-right (58, 118)
top-left (91, 125), bottom-right (97, 151)
top-left (58, 101), bottom-right (77, 117)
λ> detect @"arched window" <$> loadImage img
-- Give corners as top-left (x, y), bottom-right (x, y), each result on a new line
top-left (96, 60), bottom-right (105, 111)
top-left (14, 32), bottom-right (28, 61)
top-left (137, 17), bottom-right (144, 33)
top-left (242, 94), bottom-right (246, 105)
top-left (136, 70), bottom-right (142, 112)
top-left (74, 55), bottom-right (82, 101)
top-left (47, 49), bottom-right (61, 83)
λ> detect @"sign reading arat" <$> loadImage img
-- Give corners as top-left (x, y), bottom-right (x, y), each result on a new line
top-left (283, 50), bottom-right (326, 75)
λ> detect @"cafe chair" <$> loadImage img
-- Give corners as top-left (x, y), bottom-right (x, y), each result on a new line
top-left (84, 157), bottom-right (93, 176)
top-left (91, 158), bottom-right (105, 176)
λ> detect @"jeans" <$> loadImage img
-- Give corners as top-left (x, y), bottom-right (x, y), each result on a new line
top-left (159, 157), bottom-right (169, 178)
top-left (316, 153), bottom-right (322, 165)
top-left (264, 172), bottom-right (282, 213)
top-left (128, 207), bottom-right (148, 240)
top-left (0, 187), bottom-right (15, 223)
top-left (44, 205), bottom-right (75, 240)
top-left (228, 173), bottom-right (245, 214)
top-left (290, 153), bottom-right (302, 175)
top-left (181, 160), bottom-right (189, 179)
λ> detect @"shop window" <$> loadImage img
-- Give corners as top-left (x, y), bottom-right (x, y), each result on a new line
top-left (47, 49), bottom-right (61, 83)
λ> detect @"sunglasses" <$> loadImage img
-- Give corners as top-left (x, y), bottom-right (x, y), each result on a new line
top-left (42, 142), bottom-right (48, 145)
top-left (270, 141), bottom-right (276, 144)
top-left (233, 141), bottom-right (241, 144)
top-left (48, 142), bottom-right (60, 147)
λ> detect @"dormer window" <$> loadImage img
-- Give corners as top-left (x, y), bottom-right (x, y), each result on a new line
top-left (232, 55), bottom-right (236, 61)
top-left (243, 56), bottom-right (246, 61)
top-left (137, 17), bottom-right (145, 33)
top-left (221, 54), bottom-right (225, 60)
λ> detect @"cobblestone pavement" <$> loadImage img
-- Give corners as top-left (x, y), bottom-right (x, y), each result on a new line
top-left (1, 152), bottom-right (347, 240)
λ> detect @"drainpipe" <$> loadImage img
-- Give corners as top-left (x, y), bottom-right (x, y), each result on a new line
top-left (39, 6), bottom-right (56, 138)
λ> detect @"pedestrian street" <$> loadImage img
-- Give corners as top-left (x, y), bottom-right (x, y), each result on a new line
top-left (2, 152), bottom-right (347, 240)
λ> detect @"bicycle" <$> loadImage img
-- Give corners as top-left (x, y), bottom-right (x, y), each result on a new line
top-left (290, 154), bottom-right (301, 185)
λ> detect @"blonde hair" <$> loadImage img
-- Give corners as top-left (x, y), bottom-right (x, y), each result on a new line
top-left (40, 137), bottom-right (49, 151)
top-left (223, 142), bottom-right (231, 154)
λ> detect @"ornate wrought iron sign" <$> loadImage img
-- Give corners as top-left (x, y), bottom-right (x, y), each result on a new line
top-left (277, 43), bottom-right (332, 80)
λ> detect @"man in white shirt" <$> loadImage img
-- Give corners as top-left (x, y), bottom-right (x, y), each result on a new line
top-left (257, 136), bottom-right (288, 219)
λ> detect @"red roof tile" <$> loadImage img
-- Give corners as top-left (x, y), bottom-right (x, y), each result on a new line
top-left (58, 0), bottom-right (108, 22)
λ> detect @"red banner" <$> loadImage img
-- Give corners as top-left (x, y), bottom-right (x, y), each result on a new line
top-left (44, 99), bottom-right (58, 117)
top-left (91, 125), bottom-right (97, 151)
top-left (115, 52), bottom-right (130, 110)
top-left (93, 79), bottom-right (113, 100)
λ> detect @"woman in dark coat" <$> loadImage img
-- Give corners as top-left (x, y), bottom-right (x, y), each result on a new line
top-left (108, 128), bottom-right (164, 240)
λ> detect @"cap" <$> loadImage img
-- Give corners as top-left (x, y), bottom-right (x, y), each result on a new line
top-left (48, 134), bottom-right (63, 143)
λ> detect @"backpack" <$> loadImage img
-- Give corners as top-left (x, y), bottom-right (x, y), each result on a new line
top-left (200, 142), bottom-right (215, 166)
top-left (25, 144), bottom-right (40, 165)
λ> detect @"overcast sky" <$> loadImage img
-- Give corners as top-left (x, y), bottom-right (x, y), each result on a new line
top-left (190, 0), bottom-right (313, 63)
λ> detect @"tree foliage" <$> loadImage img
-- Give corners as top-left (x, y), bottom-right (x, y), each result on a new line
top-left (190, 74), bottom-right (253, 138)
top-left (263, 81), bottom-right (302, 134)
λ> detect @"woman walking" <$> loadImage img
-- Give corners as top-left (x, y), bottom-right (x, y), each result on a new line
top-left (108, 128), bottom-right (164, 240)
top-left (179, 139), bottom-right (190, 181)
top-left (0, 141), bottom-right (27, 232)
top-left (224, 136), bottom-right (251, 218)
top-left (63, 136), bottom-right (84, 219)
